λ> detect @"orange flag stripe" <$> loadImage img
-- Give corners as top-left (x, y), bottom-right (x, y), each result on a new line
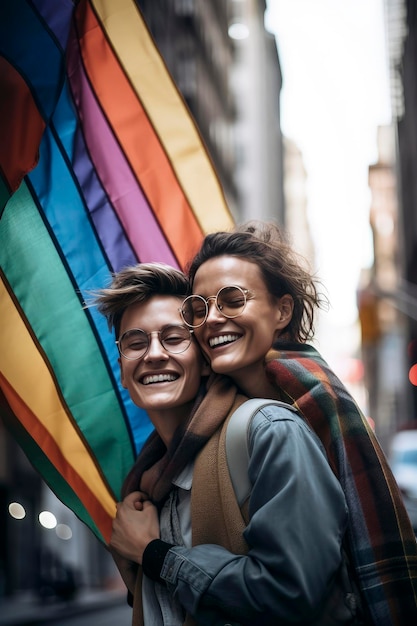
top-left (90, 0), bottom-right (234, 234)
top-left (77, 1), bottom-right (204, 268)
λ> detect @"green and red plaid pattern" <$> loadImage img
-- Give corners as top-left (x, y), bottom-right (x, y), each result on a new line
top-left (266, 343), bottom-right (417, 625)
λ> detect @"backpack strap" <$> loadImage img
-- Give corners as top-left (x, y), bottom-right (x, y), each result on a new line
top-left (226, 398), bottom-right (297, 507)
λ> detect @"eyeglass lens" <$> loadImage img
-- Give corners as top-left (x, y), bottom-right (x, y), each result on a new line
top-left (181, 286), bottom-right (247, 327)
top-left (118, 326), bottom-right (191, 359)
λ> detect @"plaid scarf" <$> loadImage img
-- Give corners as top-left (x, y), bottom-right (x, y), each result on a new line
top-left (265, 342), bottom-right (417, 625)
top-left (117, 374), bottom-right (238, 626)
top-left (121, 373), bottom-right (238, 504)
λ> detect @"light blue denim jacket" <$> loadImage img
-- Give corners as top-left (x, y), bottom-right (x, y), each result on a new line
top-left (153, 405), bottom-right (349, 625)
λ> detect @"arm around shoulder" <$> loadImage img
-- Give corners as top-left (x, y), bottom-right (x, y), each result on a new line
top-left (158, 404), bottom-right (349, 625)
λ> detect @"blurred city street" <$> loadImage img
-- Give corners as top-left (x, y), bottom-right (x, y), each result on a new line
top-left (0, 588), bottom-right (132, 626)
top-left (2, 0), bottom-right (417, 622)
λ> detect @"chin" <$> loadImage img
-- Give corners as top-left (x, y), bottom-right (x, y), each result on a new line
top-left (209, 357), bottom-right (238, 376)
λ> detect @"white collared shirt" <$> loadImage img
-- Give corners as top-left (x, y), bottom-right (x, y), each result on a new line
top-left (142, 464), bottom-right (193, 625)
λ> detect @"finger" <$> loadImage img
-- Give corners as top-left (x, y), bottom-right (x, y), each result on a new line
top-left (125, 490), bottom-right (142, 502)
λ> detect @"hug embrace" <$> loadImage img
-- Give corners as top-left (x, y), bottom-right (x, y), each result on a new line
top-left (95, 221), bottom-right (417, 626)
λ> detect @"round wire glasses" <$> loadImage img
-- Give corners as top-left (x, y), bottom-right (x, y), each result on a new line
top-left (116, 325), bottom-right (193, 360)
top-left (180, 285), bottom-right (250, 328)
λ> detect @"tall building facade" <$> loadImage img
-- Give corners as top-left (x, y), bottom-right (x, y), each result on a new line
top-left (137, 0), bottom-right (285, 222)
top-left (228, 0), bottom-right (285, 222)
top-left (360, 125), bottom-right (410, 449)
top-left (382, 0), bottom-right (417, 425)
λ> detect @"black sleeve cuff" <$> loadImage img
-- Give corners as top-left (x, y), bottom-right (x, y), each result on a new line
top-left (142, 539), bottom-right (174, 583)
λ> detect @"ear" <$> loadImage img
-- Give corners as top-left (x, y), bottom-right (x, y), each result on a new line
top-left (118, 357), bottom-right (128, 389)
top-left (276, 294), bottom-right (294, 329)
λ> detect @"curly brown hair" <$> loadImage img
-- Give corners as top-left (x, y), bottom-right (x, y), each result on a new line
top-left (186, 221), bottom-right (327, 343)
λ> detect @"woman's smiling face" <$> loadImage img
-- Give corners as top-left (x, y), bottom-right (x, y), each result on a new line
top-left (191, 256), bottom-right (292, 388)
top-left (118, 295), bottom-right (208, 436)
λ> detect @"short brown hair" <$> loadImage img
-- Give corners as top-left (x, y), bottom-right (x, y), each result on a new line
top-left (94, 263), bottom-right (190, 339)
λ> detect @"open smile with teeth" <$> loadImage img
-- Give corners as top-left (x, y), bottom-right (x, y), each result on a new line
top-left (141, 373), bottom-right (178, 385)
top-left (209, 334), bottom-right (241, 348)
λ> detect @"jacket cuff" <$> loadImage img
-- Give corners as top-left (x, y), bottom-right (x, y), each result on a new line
top-left (142, 539), bottom-right (174, 582)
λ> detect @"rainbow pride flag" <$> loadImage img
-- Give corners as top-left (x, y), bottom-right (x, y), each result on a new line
top-left (0, 0), bottom-right (234, 544)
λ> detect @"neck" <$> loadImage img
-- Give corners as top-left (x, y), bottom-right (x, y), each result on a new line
top-left (233, 364), bottom-right (281, 401)
top-left (147, 403), bottom-right (193, 448)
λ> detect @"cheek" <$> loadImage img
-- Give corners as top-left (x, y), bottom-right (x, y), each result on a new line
top-left (119, 359), bottom-right (126, 388)
top-left (119, 360), bottom-right (133, 389)
top-left (190, 332), bottom-right (211, 359)
top-left (247, 317), bottom-right (278, 348)
top-left (182, 351), bottom-right (207, 386)
top-left (193, 327), bottom-right (204, 344)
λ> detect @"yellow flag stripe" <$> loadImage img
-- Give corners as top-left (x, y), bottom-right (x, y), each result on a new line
top-left (91, 0), bottom-right (234, 233)
top-left (0, 279), bottom-right (117, 519)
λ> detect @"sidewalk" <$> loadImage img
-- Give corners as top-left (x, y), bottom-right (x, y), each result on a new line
top-left (0, 588), bottom-right (128, 626)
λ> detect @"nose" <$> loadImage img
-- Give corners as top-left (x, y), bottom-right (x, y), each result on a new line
top-left (143, 333), bottom-right (169, 361)
top-left (205, 298), bottom-right (225, 323)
